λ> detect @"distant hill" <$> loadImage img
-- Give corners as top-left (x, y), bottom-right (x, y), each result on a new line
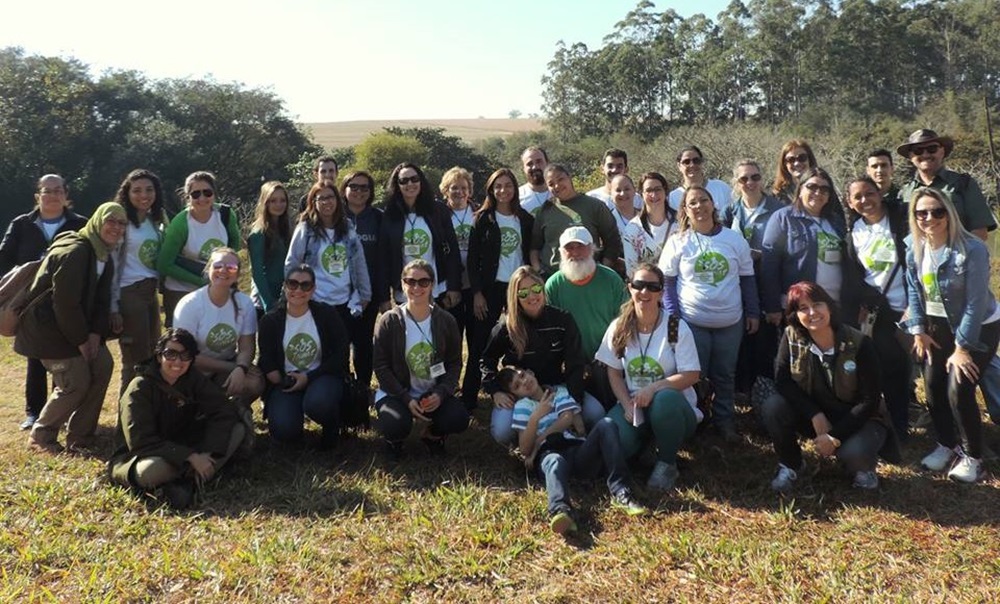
top-left (301, 118), bottom-right (544, 148)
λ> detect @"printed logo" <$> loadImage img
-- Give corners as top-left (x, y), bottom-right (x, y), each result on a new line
top-left (205, 323), bottom-right (238, 354)
top-left (406, 341), bottom-right (434, 379)
top-left (199, 238), bottom-right (226, 260)
top-left (693, 251), bottom-right (729, 286)
top-left (922, 273), bottom-right (940, 301)
top-left (627, 355), bottom-right (665, 380)
top-left (403, 228), bottom-right (431, 258)
top-left (322, 243), bottom-right (347, 276)
top-left (286, 333), bottom-right (318, 370)
top-left (499, 226), bottom-right (520, 256)
top-left (455, 224), bottom-right (472, 248)
top-left (816, 231), bottom-right (840, 264)
top-left (862, 237), bottom-right (895, 273)
top-left (138, 239), bottom-right (159, 269)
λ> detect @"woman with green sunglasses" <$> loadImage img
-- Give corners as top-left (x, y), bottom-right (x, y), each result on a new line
top-left (480, 266), bottom-right (605, 445)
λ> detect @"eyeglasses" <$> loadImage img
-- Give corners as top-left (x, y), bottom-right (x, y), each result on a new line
top-left (679, 157), bottom-right (704, 166)
top-left (785, 153), bottom-right (809, 165)
top-left (629, 279), bottom-right (664, 293)
top-left (516, 283), bottom-right (544, 299)
top-left (161, 348), bottom-right (194, 362)
top-left (189, 189), bottom-right (215, 200)
top-left (211, 262), bottom-right (239, 272)
top-left (105, 218), bottom-right (128, 228)
top-left (803, 183), bottom-right (831, 194)
top-left (346, 183), bottom-right (370, 192)
top-left (402, 277), bottom-right (433, 288)
top-left (398, 176), bottom-right (421, 185)
top-left (915, 207), bottom-right (947, 220)
top-left (912, 144), bottom-right (941, 156)
top-left (285, 278), bottom-right (315, 291)
top-left (642, 186), bottom-right (665, 195)
top-left (315, 194), bottom-right (337, 203)
top-left (738, 174), bottom-right (763, 184)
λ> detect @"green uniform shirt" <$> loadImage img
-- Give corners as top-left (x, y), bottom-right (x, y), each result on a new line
top-left (899, 168), bottom-right (997, 233)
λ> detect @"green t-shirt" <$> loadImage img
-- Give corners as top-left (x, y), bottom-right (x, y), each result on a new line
top-left (545, 265), bottom-right (628, 358)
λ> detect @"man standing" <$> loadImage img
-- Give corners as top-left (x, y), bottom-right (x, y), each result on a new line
top-left (519, 147), bottom-right (551, 216)
top-left (866, 149), bottom-right (899, 203)
top-left (298, 155), bottom-right (340, 212)
top-left (530, 164), bottom-right (623, 279)
top-left (586, 148), bottom-right (643, 210)
top-left (545, 227), bottom-right (628, 408)
top-left (668, 146), bottom-right (733, 213)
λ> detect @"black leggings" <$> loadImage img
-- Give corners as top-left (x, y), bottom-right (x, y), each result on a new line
top-left (375, 394), bottom-right (470, 443)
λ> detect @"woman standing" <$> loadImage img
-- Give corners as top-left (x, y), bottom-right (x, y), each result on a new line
top-left (660, 186), bottom-right (758, 442)
top-left (905, 188), bottom-right (1000, 483)
top-left (372, 260), bottom-right (470, 459)
top-left (668, 146), bottom-right (733, 214)
top-left (258, 265), bottom-right (348, 449)
top-left (465, 168), bottom-right (534, 408)
top-left (247, 181), bottom-right (291, 317)
top-left (15, 202), bottom-right (126, 453)
top-left (596, 263), bottom-right (703, 490)
top-left (157, 171), bottom-right (242, 327)
top-left (621, 172), bottom-right (676, 278)
top-left (440, 167), bottom-right (478, 405)
top-left (110, 169), bottom-right (167, 394)
top-left (0, 174), bottom-right (86, 430)
top-left (772, 140), bottom-right (818, 203)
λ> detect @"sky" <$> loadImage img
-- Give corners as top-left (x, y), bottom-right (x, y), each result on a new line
top-left (2, 0), bottom-right (730, 123)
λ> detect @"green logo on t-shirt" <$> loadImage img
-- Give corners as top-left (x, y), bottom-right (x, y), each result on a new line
top-left (862, 237), bottom-right (895, 273)
top-left (199, 238), bottom-right (225, 260)
top-left (205, 323), bottom-right (238, 353)
top-left (404, 229), bottom-right (431, 258)
top-left (286, 333), bottom-right (318, 370)
top-left (138, 239), bottom-right (159, 269)
top-left (817, 231), bottom-right (841, 264)
top-left (406, 341), bottom-right (434, 379)
top-left (627, 355), bottom-right (665, 379)
top-left (321, 243), bottom-right (347, 276)
top-left (922, 273), bottom-right (941, 301)
top-left (455, 224), bottom-right (472, 248)
top-left (693, 251), bottom-right (729, 286)
top-left (500, 226), bottom-right (520, 256)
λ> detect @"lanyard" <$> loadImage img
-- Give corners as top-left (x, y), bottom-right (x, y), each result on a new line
top-left (405, 307), bottom-right (434, 348)
top-left (405, 214), bottom-right (419, 244)
top-left (450, 206), bottom-right (470, 229)
top-left (635, 314), bottom-right (662, 373)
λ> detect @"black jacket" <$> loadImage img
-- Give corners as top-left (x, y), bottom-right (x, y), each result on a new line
top-left (0, 208), bottom-right (88, 273)
top-left (466, 207), bottom-right (534, 293)
top-left (257, 300), bottom-right (349, 381)
top-left (378, 201), bottom-right (462, 299)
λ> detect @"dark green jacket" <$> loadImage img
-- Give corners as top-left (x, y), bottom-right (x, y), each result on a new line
top-left (14, 231), bottom-right (113, 359)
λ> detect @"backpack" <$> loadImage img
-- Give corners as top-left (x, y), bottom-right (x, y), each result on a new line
top-left (0, 259), bottom-right (46, 337)
top-left (666, 314), bottom-right (715, 426)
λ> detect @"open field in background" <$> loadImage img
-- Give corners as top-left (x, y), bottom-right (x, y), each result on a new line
top-left (1, 259), bottom-right (999, 602)
top-left (302, 118), bottom-right (545, 149)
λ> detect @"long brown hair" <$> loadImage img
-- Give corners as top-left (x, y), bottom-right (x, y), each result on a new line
top-left (675, 186), bottom-right (720, 234)
top-left (302, 180), bottom-right (347, 239)
top-left (250, 181), bottom-right (290, 252)
top-left (505, 266), bottom-right (545, 357)
top-left (611, 263), bottom-right (663, 357)
top-left (772, 139), bottom-right (816, 197)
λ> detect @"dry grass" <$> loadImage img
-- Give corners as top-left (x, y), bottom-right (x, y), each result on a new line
top-left (301, 119), bottom-right (544, 149)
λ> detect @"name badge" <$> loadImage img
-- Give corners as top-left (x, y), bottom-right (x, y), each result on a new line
top-left (925, 300), bottom-right (947, 317)
top-left (633, 375), bottom-right (654, 388)
top-left (429, 362), bottom-right (446, 378)
top-left (328, 261), bottom-right (344, 274)
top-left (822, 250), bottom-right (841, 264)
top-left (871, 247), bottom-right (896, 263)
top-left (693, 271), bottom-right (714, 284)
top-left (404, 244), bottom-right (421, 257)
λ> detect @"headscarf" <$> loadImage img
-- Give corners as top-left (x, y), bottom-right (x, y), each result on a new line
top-left (78, 201), bottom-right (127, 262)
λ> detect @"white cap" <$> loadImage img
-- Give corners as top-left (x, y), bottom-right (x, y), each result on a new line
top-left (559, 226), bottom-right (593, 248)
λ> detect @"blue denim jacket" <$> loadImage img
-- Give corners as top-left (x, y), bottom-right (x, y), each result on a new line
top-left (904, 234), bottom-right (998, 352)
top-left (760, 205), bottom-right (847, 313)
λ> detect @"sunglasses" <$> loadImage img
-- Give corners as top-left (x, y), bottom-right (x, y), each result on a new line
top-left (738, 174), bottom-right (763, 184)
top-left (211, 262), bottom-right (239, 272)
top-left (398, 176), bottom-right (421, 185)
top-left (161, 348), bottom-right (194, 362)
top-left (285, 278), bottom-right (315, 291)
top-left (785, 153), bottom-right (809, 165)
top-left (911, 144), bottom-right (941, 156)
top-left (346, 183), bottom-right (370, 192)
top-left (679, 157), bottom-right (704, 166)
top-left (516, 283), bottom-right (544, 299)
top-left (915, 207), bottom-right (947, 220)
top-left (402, 277), bottom-right (433, 288)
top-left (629, 279), bottom-right (664, 293)
top-left (189, 188), bottom-right (215, 200)
top-left (804, 182), bottom-right (831, 194)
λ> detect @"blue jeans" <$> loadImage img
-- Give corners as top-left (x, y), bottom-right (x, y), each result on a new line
top-left (490, 390), bottom-right (606, 445)
top-left (537, 418), bottom-right (630, 515)
top-left (689, 320), bottom-right (744, 427)
top-left (266, 375), bottom-right (344, 443)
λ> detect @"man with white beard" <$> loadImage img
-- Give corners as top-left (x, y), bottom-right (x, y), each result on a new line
top-left (545, 226), bottom-right (627, 409)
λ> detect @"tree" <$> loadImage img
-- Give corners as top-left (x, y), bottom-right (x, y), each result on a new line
top-left (508, 109), bottom-right (522, 119)
top-left (352, 133), bottom-right (429, 198)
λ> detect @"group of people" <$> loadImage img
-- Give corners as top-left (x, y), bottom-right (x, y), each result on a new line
top-left (2, 127), bottom-right (997, 532)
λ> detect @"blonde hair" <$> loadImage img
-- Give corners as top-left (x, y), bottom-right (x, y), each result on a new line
top-left (907, 187), bottom-right (968, 263)
top-left (505, 266), bottom-right (545, 357)
top-left (439, 166), bottom-right (474, 199)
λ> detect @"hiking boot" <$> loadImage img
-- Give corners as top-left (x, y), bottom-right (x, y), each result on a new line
top-left (19, 415), bottom-right (37, 431)
top-left (947, 455), bottom-right (985, 484)
top-left (852, 470), bottom-right (879, 490)
top-left (161, 478), bottom-right (196, 509)
top-left (549, 510), bottom-right (577, 535)
top-left (611, 490), bottom-right (648, 516)
top-left (646, 461), bottom-right (679, 491)
top-left (920, 444), bottom-right (958, 472)
top-left (770, 463), bottom-right (802, 493)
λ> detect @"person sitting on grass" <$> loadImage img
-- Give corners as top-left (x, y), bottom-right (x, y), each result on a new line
top-left (497, 366), bottom-right (647, 536)
top-left (109, 328), bottom-right (245, 509)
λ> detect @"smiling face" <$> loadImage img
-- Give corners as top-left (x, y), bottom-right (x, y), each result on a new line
top-left (266, 188), bottom-right (288, 218)
top-left (314, 186), bottom-right (338, 221)
top-left (492, 174), bottom-right (516, 206)
top-left (800, 176), bottom-right (831, 216)
top-left (521, 149), bottom-right (547, 186)
top-left (445, 177), bottom-right (470, 209)
top-left (208, 250), bottom-right (240, 288)
top-left (611, 175), bottom-right (636, 210)
top-left (99, 214), bottom-right (128, 246)
top-left (158, 340), bottom-right (193, 384)
top-left (35, 175), bottom-right (69, 218)
top-left (784, 146), bottom-right (811, 179)
top-left (735, 164), bottom-right (762, 197)
top-left (794, 296), bottom-right (831, 333)
top-left (546, 169), bottom-right (575, 202)
top-left (397, 167), bottom-right (421, 204)
top-left (909, 142), bottom-right (945, 177)
top-left (344, 175), bottom-right (373, 207)
top-left (187, 178), bottom-right (215, 216)
top-left (402, 266), bottom-right (434, 304)
top-left (316, 160), bottom-right (338, 184)
top-left (128, 178), bottom-right (156, 214)
top-left (506, 368), bottom-right (539, 398)
top-left (678, 149), bottom-right (705, 184)
top-left (629, 267), bottom-right (662, 311)
top-left (847, 180), bottom-right (883, 223)
top-left (641, 177), bottom-right (666, 210)
top-left (284, 269), bottom-right (315, 306)
top-left (603, 154), bottom-right (627, 184)
top-left (514, 275), bottom-right (545, 318)
top-left (913, 194), bottom-right (949, 242)
top-left (684, 189), bottom-right (715, 229)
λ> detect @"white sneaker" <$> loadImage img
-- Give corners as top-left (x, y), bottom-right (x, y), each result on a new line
top-left (947, 455), bottom-right (985, 483)
top-left (852, 470), bottom-right (879, 490)
top-left (647, 461), bottom-right (679, 491)
top-left (920, 444), bottom-right (958, 472)
top-left (770, 463), bottom-right (801, 493)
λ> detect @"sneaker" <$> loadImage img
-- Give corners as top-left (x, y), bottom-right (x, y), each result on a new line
top-left (19, 415), bottom-right (37, 431)
top-left (770, 463), bottom-right (802, 493)
top-left (611, 490), bottom-right (648, 516)
top-left (947, 455), bottom-right (985, 484)
top-left (647, 461), bottom-right (680, 491)
top-left (549, 510), bottom-right (577, 535)
top-left (921, 444), bottom-right (958, 472)
top-left (852, 470), bottom-right (879, 490)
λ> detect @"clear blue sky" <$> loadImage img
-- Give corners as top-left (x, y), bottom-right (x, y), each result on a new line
top-left (3, 0), bottom-right (730, 122)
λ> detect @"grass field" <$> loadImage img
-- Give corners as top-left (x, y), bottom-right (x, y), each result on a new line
top-left (302, 118), bottom-right (544, 149)
top-left (2, 283), bottom-right (1000, 601)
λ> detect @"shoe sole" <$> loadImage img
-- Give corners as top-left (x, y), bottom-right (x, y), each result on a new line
top-left (550, 514), bottom-right (577, 535)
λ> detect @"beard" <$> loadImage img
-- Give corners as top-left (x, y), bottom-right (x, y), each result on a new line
top-left (559, 255), bottom-right (596, 282)
top-left (527, 168), bottom-right (544, 186)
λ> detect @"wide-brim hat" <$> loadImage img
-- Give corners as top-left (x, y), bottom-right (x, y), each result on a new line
top-left (896, 129), bottom-right (955, 158)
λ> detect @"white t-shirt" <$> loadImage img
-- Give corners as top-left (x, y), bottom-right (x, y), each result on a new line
top-left (165, 210), bottom-right (228, 293)
top-left (813, 218), bottom-right (843, 304)
top-left (121, 219), bottom-right (160, 288)
top-left (595, 315), bottom-right (703, 421)
top-left (449, 205), bottom-right (473, 289)
top-left (398, 214), bottom-right (446, 302)
top-left (660, 227), bottom-right (754, 328)
top-left (623, 216), bottom-right (676, 278)
top-left (495, 212), bottom-right (523, 283)
top-left (851, 216), bottom-right (906, 312)
top-left (587, 187), bottom-right (643, 211)
top-left (518, 184), bottom-right (549, 216)
top-left (403, 313), bottom-right (437, 399)
top-left (920, 248), bottom-right (948, 317)
top-left (315, 228), bottom-right (353, 306)
top-left (283, 310), bottom-right (322, 373)
top-left (174, 287), bottom-right (257, 361)
top-left (669, 179), bottom-right (733, 214)
top-left (39, 217), bottom-right (65, 242)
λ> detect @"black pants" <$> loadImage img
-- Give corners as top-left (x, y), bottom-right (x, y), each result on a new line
top-left (352, 302), bottom-right (379, 389)
top-left (375, 394), bottom-right (470, 443)
top-left (26, 357), bottom-right (48, 417)
top-left (735, 318), bottom-right (779, 394)
top-left (463, 281), bottom-right (508, 407)
top-left (870, 308), bottom-right (912, 437)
